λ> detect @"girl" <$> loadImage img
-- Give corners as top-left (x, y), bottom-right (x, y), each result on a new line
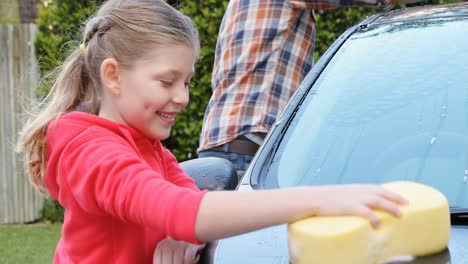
top-left (17, 0), bottom-right (407, 263)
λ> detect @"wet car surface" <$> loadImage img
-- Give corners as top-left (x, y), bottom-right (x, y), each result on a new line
top-left (193, 3), bottom-right (468, 263)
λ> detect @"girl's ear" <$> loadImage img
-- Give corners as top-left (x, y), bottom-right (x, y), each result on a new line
top-left (101, 58), bottom-right (121, 96)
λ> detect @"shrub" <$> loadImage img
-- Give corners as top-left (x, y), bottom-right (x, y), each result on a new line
top-left (41, 197), bottom-right (65, 223)
top-left (35, 0), bottom-right (226, 221)
top-left (35, 0), bottom-right (456, 222)
top-left (35, 0), bottom-right (102, 96)
top-left (35, 0), bottom-right (225, 161)
top-left (164, 0), bottom-right (228, 160)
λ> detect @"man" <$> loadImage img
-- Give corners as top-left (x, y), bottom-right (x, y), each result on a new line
top-left (198, 0), bottom-right (421, 176)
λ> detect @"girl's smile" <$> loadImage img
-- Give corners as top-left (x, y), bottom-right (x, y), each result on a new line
top-left (156, 111), bottom-right (178, 126)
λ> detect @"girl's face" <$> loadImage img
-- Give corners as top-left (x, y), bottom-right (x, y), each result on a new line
top-left (110, 44), bottom-right (195, 141)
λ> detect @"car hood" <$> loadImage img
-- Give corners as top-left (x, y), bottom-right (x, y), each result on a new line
top-left (211, 225), bottom-right (468, 264)
top-left (210, 183), bottom-right (468, 264)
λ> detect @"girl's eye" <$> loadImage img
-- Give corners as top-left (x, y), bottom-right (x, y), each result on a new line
top-left (184, 82), bottom-right (192, 89)
top-left (160, 80), bottom-right (173, 86)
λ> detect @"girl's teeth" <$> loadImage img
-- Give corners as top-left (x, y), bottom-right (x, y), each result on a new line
top-left (158, 112), bottom-right (174, 119)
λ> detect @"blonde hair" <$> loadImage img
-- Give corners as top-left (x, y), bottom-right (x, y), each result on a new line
top-left (16, 0), bottom-right (200, 195)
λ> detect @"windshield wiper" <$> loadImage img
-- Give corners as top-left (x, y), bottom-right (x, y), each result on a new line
top-left (450, 207), bottom-right (468, 225)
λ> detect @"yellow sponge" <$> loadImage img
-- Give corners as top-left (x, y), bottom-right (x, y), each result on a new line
top-left (288, 181), bottom-right (450, 264)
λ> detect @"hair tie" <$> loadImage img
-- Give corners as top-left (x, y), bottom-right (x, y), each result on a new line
top-left (79, 43), bottom-right (86, 52)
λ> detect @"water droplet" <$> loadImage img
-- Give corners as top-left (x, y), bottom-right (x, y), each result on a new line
top-left (430, 137), bottom-right (436, 145)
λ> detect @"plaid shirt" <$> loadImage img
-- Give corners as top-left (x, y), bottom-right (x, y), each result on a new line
top-left (199, 0), bottom-right (394, 152)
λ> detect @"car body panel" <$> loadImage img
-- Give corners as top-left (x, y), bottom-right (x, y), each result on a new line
top-left (371, 2), bottom-right (468, 25)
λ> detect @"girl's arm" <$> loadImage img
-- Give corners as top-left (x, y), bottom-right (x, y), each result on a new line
top-left (195, 184), bottom-right (406, 242)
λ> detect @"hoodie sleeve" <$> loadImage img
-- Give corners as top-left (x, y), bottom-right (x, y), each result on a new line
top-left (162, 148), bottom-right (200, 191)
top-left (59, 128), bottom-right (206, 244)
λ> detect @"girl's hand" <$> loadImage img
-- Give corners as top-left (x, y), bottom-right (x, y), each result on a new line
top-left (153, 237), bottom-right (205, 264)
top-left (311, 184), bottom-right (408, 228)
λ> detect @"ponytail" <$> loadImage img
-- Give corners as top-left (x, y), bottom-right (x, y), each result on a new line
top-left (17, 47), bottom-right (98, 196)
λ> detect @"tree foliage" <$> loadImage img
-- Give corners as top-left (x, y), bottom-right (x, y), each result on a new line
top-left (35, 0), bottom-right (457, 162)
top-left (35, 0), bottom-right (458, 221)
top-left (314, 0), bottom-right (458, 61)
top-left (35, 0), bottom-right (103, 96)
top-left (165, 0), bottom-right (228, 160)
top-left (34, 0), bottom-right (226, 161)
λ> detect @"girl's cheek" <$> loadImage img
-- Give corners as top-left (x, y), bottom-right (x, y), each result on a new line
top-left (143, 101), bottom-right (151, 110)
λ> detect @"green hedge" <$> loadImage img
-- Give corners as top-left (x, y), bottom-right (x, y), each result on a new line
top-left (35, 0), bottom-right (456, 162)
top-left (35, 0), bottom-right (102, 96)
top-left (314, 0), bottom-right (457, 61)
top-left (35, 0), bottom-right (225, 161)
top-left (35, 0), bottom-right (455, 222)
top-left (35, 0), bottom-right (226, 221)
top-left (164, 0), bottom-right (228, 160)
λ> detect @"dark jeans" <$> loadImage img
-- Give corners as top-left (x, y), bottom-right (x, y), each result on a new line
top-left (198, 150), bottom-right (253, 180)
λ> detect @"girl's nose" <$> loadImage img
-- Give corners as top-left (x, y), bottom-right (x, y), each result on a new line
top-left (172, 83), bottom-right (189, 107)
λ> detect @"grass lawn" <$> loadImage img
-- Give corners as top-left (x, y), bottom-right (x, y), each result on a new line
top-left (0, 222), bottom-right (61, 264)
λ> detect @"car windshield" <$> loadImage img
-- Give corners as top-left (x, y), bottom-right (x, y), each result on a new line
top-left (264, 18), bottom-right (468, 209)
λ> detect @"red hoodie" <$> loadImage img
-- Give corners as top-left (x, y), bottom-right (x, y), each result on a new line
top-left (45, 112), bottom-right (207, 263)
